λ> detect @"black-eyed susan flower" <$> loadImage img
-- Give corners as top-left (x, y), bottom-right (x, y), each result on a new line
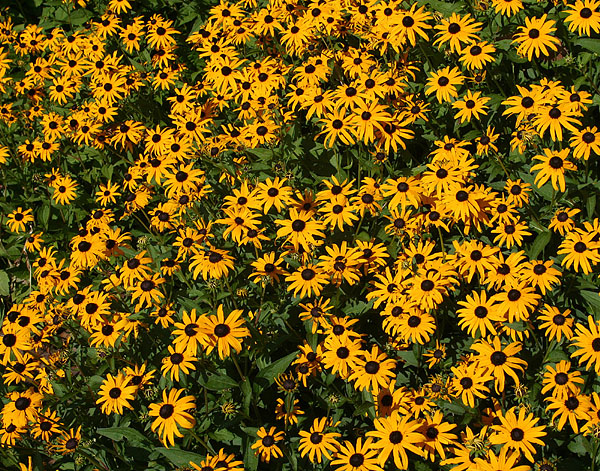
top-left (96, 373), bottom-right (137, 415)
top-left (572, 315), bottom-right (600, 374)
top-left (201, 305), bottom-right (249, 359)
top-left (423, 341), bottom-right (447, 368)
top-left (52, 175), bottom-right (78, 206)
top-left (164, 321), bottom-right (199, 364)
top-left (298, 298), bottom-right (333, 333)
top-left (124, 362), bottom-right (156, 391)
top-left (189, 246), bottom-right (235, 280)
top-left (474, 447), bottom-right (530, 471)
top-left (531, 148), bottom-right (576, 193)
top-left (250, 252), bottom-right (288, 286)
top-left (322, 336), bottom-right (362, 379)
top-left (172, 309), bottom-right (209, 354)
top-left (149, 388), bottom-right (196, 447)
top-left (129, 273), bottom-right (165, 310)
top-left (1, 388), bottom-right (43, 428)
top-left (557, 230), bottom-right (600, 274)
top-left (433, 13), bottom-right (482, 53)
top-left (381, 176), bottom-right (422, 209)
top-left (275, 208), bottom-right (325, 252)
top-left (274, 397), bottom-right (303, 424)
top-left (519, 259), bottom-right (561, 295)
top-left (565, 0), bottom-right (600, 36)
top-left (393, 4), bottom-right (432, 46)
top-left (452, 90), bottom-right (490, 124)
top-left (348, 345), bottom-right (396, 394)
top-left (460, 41), bottom-right (496, 70)
top-left (331, 437), bottom-right (382, 471)
top-left (457, 290), bottom-right (503, 338)
top-left (450, 362), bottom-right (493, 408)
top-left (534, 103), bottom-right (581, 142)
top-left (251, 426), bottom-right (284, 462)
top-left (31, 409), bottom-right (62, 442)
top-left (298, 417), bottom-right (341, 463)
top-left (286, 264), bottom-right (329, 298)
top-left (7, 207), bottom-right (34, 233)
top-left (491, 0), bottom-right (524, 16)
top-left (494, 282), bottom-right (540, 323)
top-left (319, 199), bottom-right (359, 232)
top-left (537, 306), bottom-right (574, 342)
top-left (489, 407), bottom-right (546, 461)
top-left (472, 337), bottom-right (527, 393)
top-left (417, 410), bottom-right (458, 461)
top-left (0, 325), bottom-right (32, 365)
top-left (397, 311), bottom-right (436, 344)
top-left (545, 393), bottom-right (591, 433)
top-left (319, 108), bottom-right (357, 148)
top-left (512, 14), bottom-right (560, 60)
top-left (541, 360), bottom-right (584, 400)
top-left (570, 126), bottom-right (600, 160)
top-left (366, 411), bottom-right (422, 469)
top-left (256, 177), bottom-right (292, 213)
top-left (53, 426), bottom-right (81, 455)
top-left (491, 219), bottom-right (531, 249)
top-left (425, 66), bottom-right (464, 103)
top-left (89, 317), bottom-right (127, 348)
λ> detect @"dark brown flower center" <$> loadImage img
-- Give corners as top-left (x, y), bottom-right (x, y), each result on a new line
top-left (214, 323), bottom-right (230, 337)
top-left (555, 372), bottom-right (568, 385)
top-left (490, 351), bottom-right (507, 365)
top-left (159, 404), bottom-right (174, 418)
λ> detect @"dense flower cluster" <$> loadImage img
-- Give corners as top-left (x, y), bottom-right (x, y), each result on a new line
top-left (1, 0), bottom-right (600, 470)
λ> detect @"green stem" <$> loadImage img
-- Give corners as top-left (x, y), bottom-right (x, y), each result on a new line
top-left (188, 429), bottom-right (216, 455)
top-left (254, 284), bottom-right (267, 326)
top-left (437, 226), bottom-right (446, 260)
top-left (78, 449), bottom-right (109, 471)
top-left (224, 277), bottom-right (239, 310)
top-left (493, 151), bottom-right (511, 180)
top-left (232, 354), bottom-right (246, 381)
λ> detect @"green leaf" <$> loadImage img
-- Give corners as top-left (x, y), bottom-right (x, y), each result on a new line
top-left (87, 375), bottom-right (104, 390)
top-left (199, 372), bottom-right (238, 391)
top-left (240, 378), bottom-right (252, 415)
top-left (255, 351), bottom-right (298, 383)
top-left (587, 192), bottom-right (597, 219)
top-left (39, 203), bottom-right (50, 228)
top-left (157, 447), bottom-right (206, 467)
top-left (396, 349), bottom-right (418, 367)
top-left (567, 434), bottom-right (592, 456)
top-left (97, 427), bottom-right (150, 445)
top-left (210, 429), bottom-right (235, 442)
top-left (575, 38), bottom-right (600, 55)
top-left (528, 230), bottom-right (551, 259)
top-left (417, 0), bottom-right (463, 16)
top-left (243, 434), bottom-right (259, 471)
top-left (353, 401), bottom-right (375, 417)
top-left (505, 321), bottom-right (527, 332)
top-left (0, 270), bottom-right (9, 296)
top-left (580, 290), bottom-right (600, 314)
top-left (545, 349), bottom-right (569, 364)
top-left (414, 461), bottom-right (435, 471)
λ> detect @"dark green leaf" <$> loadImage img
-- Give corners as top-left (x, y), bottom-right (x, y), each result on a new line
top-left (157, 447), bottom-right (206, 467)
top-left (0, 270), bottom-right (9, 296)
top-left (255, 351), bottom-right (298, 383)
top-left (198, 372), bottom-right (238, 391)
top-left (97, 427), bottom-right (150, 445)
top-left (528, 230), bottom-right (551, 259)
top-left (575, 38), bottom-right (600, 55)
